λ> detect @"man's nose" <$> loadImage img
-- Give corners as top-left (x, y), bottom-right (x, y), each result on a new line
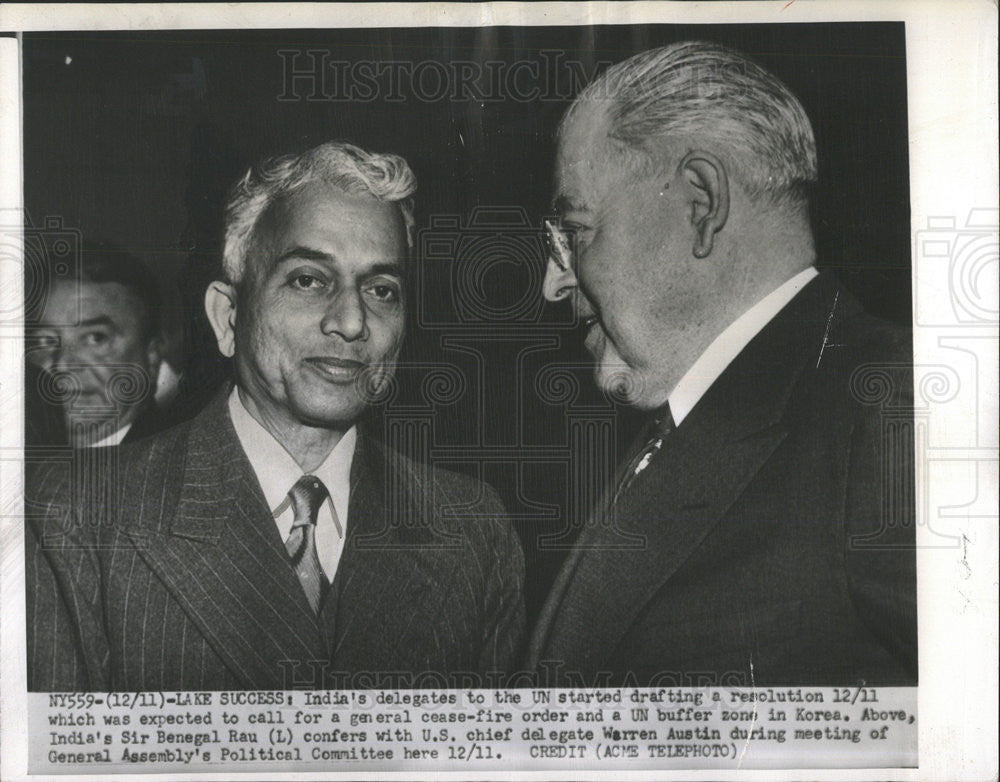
top-left (34, 348), bottom-right (57, 373)
top-left (542, 256), bottom-right (578, 302)
top-left (47, 339), bottom-right (76, 372)
top-left (320, 290), bottom-right (368, 341)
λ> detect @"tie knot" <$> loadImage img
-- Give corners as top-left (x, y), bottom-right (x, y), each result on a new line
top-left (652, 403), bottom-right (675, 437)
top-left (288, 475), bottom-right (329, 527)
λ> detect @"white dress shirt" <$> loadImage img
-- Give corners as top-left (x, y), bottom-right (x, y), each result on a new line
top-left (89, 423), bottom-right (132, 448)
top-left (668, 266), bottom-right (819, 426)
top-left (227, 387), bottom-right (356, 581)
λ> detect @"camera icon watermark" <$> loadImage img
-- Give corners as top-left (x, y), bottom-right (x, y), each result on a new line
top-left (0, 209), bottom-right (82, 332)
top-left (415, 206), bottom-right (573, 330)
top-left (915, 208), bottom-right (999, 326)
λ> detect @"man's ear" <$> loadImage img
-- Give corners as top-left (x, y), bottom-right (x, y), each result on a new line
top-left (679, 150), bottom-right (730, 259)
top-left (145, 335), bottom-right (163, 381)
top-left (204, 281), bottom-right (238, 358)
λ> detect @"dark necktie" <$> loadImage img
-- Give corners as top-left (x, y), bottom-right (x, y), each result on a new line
top-left (613, 403), bottom-right (676, 505)
top-left (285, 475), bottom-right (329, 613)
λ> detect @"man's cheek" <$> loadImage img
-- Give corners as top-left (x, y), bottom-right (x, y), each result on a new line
top-left (246, 314), bottom-right (278, 356)
top-left (389, 326), bottom-right (406, 361)
top-left (82, 362), bottom-right (112, 389)
top-left (372, 318), bottom-right (406, 362)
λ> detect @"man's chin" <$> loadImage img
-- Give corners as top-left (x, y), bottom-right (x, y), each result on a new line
top-left (594, 365), bottom-right (666, 411)
top-left (595, 364), bottom-right (641, 405)
top-left (294, 407), bottom-right (365, 431)
top-left (65, 391), bottom-right (112, 409)
top-left (289, 390), bottom-right (368, 431)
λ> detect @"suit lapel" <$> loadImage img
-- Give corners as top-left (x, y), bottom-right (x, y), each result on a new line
top-left (122, 389), bottom-right (327, 689)
top-left (121, 402), bottom-right (163, 444)
top-left (536, 274), bottom-right (844, 677)
top-left (525, 422), bottom-right (643, 670)
top-left (327, 433), bottom-right (441, 668)
top-left (544, 424), bottom-right (788, 679)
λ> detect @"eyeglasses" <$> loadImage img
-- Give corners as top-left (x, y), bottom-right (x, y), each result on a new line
top-left (544, 219), bottom-right (574, 273)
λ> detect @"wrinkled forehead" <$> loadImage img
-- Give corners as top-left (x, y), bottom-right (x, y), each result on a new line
top-left (246, 181), bottom-right (408, 280)
top-left (40, 279), bottom-right (147, 328)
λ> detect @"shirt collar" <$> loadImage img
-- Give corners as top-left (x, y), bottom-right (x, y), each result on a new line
top-left (668, 266), bottom-right (818, 427)
top-left (88, 422), bottom-right (132, 448)
top-left (227, 387), bottom-right (357, 518)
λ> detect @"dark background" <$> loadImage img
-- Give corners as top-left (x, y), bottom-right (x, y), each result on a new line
top-left (23, 23), bottom-right (911, 621)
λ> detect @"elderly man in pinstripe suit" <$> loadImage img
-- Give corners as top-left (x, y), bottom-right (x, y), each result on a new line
top-left (26, 141), bottom-right (525, 691)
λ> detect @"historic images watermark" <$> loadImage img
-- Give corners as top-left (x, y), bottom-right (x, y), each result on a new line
top-left (277, 49), bottom-right (612, 103)
top-left (276, 48), bottom-right (764, 103)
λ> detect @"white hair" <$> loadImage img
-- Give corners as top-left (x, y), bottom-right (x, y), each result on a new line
top-left (563, 41), bottom-right (818, 207)
top-left (222, 140), bottom-right (417, 283)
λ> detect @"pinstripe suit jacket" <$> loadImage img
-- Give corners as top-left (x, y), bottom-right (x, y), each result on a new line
top-left (26, 390), bottom-right (525, 691)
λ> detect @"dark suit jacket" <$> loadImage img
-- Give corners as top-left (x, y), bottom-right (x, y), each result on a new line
top-left (119, 402), bottom-right (172, 444)
top-left (527, 273), bottom-right (917, 687)
top-left (26, 389), bottom-right (525, 691)
top-left (24, 390), bottom-right (167, 450)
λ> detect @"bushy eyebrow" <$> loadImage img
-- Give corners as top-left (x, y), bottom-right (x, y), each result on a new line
top-left (274, 246), bottom-right (334, 265)
top-left (552, 195), bottom-right (591, 215)
top-left (78, 316), bottom-right (115, 329)
top-left (364, 263), bottom-right (407, 280)
top-left (274, 247), bottom-right (406, 280)
top-left (36, 315), bottom-right (116, 330)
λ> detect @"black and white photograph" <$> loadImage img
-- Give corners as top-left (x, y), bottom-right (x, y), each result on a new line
top-left (0, 2), bottom-right (996, 779)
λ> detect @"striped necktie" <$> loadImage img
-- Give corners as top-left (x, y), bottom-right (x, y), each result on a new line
top-left (285, 475), bottom-right (329, 613)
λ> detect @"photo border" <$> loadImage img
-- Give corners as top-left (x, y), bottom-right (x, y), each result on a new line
top-left (1, 2), bottom-right (997, 781)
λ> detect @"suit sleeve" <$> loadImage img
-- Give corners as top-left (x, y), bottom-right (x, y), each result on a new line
top-left (843, 359), bottom-right (918, 684)
top-left (25, 463), bottom-right (111, 692)
top-left (474, 488), bottom-right (526, 681)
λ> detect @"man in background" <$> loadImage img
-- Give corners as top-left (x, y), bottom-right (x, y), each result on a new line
top-left (27, 243), bottom-right (165, 447)
top-left (528, 41), bottom-right (917, 686)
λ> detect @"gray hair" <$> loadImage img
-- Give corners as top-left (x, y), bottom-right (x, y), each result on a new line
top-left (563, 41), bottom-right (818, 207)
top-left (222, 140), bottom-right (417, 283)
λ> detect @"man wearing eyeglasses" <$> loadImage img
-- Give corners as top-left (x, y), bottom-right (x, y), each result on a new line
top-left (527, 42), bottom-right (917, 687)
